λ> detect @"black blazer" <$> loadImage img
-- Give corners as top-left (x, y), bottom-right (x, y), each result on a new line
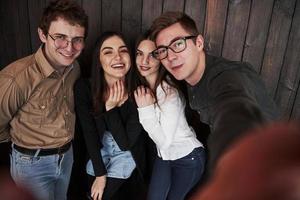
top-left (74, 78), bottom-right (147, 180)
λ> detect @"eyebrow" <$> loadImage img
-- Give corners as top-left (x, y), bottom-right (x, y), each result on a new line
top-left (101, 45), bottom-right (128, 52)
top-left (50, 33), bottom-right (85, 40)
top-left (157, 36), bottom-right (185, 48)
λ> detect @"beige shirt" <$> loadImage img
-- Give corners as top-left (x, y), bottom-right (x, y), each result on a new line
top-left (0, 47), bottom-right (80, 148)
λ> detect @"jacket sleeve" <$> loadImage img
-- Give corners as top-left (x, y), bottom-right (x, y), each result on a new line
top-left (74, 79), bottom-right (107, 176)
top-left (104, 99), bottom-right (143, 151)
top-left (0, 74), bottom-right (24, 142)
top-left (137, 88), bottom-right (182, 150)
top-left (207, 68), bottom-right (266, 168)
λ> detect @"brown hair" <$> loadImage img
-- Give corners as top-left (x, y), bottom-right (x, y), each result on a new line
top-left (150, 11), bottom-right (199, 41)
top-left (39, 0), bottom-right (88, 37)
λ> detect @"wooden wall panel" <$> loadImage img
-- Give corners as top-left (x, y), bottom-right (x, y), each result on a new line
top-left (291, 83), bottom-right (300, 119)
top-left (141, 0), bottom-right (163, 32)
top-left (13, 0), bottom-right (32, 59)
top-left (242, 0), bottom-right (274, 72)
top-left (81, 0), bottom-right (102, 76)
top-left (0, 0), bottom-right (31, 67)
top-left (185, 0), bottom-right (207, 34)
top-left (275, 0), bottom-right (300, 119)
top-left (28, 0), bottom-right (48, 51)
top-left (122, 0), bottom-right (142, 49)
top-left (260, 0), bottom-right (297, 98)
top-left (222, 0), bottom-right (251, 61)
top-left (102, 0), bottom-right (122, 32)
top-left (0, 0), bottom-right (19, 67)
top-left (163, 0), bottom-right (184, 12)
top-left (204, 0), bottom-right (229, 56)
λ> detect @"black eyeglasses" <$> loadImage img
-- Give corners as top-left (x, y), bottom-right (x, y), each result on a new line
top-left (152, 36), bottom-right (197, 60)
top-left (48, 33), bottom-right (85, 51)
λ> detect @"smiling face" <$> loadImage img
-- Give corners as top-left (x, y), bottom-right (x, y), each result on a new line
top-left (99, 35), bottom-right (131, 84)
top-left (38, 17), bottom-right (85, 71)
top-left (156, 22), bottom-right (205, 85)
top-left (136, 40), bottom-right (160, 83)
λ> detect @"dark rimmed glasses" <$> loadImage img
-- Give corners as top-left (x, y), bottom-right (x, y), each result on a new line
top-left (152, 35), bottom-right (197, 60)
top-left (48, 33), bottom-right (85, 51)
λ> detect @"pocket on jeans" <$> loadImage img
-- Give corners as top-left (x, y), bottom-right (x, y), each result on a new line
top-left (16, 154), bottom-right (40, 165)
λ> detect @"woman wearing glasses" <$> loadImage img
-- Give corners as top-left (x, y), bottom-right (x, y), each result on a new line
top-left (74, 31), bottom-right (147, 200)
top-left (133, 31), bottom-right (206, 200)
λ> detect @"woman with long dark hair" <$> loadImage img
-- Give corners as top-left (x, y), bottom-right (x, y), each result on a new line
top-left (74, 31), bottom-right (146, 200)
top-left (134, 31), bottom-right (206, 200)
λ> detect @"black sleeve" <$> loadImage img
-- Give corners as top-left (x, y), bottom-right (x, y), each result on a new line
top-left (74, 78), bottom-right (107, 176)
top-left (103, 99), bottom-right (143, 151)
top-left (207, 68), bottom-right (265, 169)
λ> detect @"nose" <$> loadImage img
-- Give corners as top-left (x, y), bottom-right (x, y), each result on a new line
top-left (167, 48), bottom-right (177, 61)
top-left (114, 52), bottom-right (121, 60)
top-left (142, 54), bottom-right (149, 65)
top-left (65, 40), bottom-right (73, 52)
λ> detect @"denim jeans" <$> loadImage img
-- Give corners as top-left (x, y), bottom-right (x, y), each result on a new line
top-left (10, 145), bottom-right (73, 200)
top-left (86, 131), bottom-right (136, 179)
top-left (148, 147), bottom-right (205, 200)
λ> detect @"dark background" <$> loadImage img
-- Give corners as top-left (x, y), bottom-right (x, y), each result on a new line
top-left (0, 0), bottom-right (299, 199)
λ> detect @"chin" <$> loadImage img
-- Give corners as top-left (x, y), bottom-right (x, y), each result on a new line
top-left (60, 59), bottom-right (75, 67)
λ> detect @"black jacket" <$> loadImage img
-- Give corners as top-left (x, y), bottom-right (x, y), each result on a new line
top-left (187, 54), bottom-right (279, 171)
top-left (74, 78), bottom-right (146, 180)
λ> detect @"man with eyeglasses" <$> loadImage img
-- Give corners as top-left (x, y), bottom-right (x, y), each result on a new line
top-left (150, 12), bottom-right (278, 178)
top-left (0, 0), bottom-right (88, 199)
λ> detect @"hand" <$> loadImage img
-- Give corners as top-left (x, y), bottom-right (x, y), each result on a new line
top-left (134, 85), bottom-right (155, 108)
top-left (105, 80), bottom-right (125, 111)
top-left (91, 175), bottom-right (106, 200)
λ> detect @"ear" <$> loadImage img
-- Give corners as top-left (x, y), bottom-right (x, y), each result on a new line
top-left (195, 34), bottom-right (204, 51)
top-left (38, 28), bottom-right (47, 43)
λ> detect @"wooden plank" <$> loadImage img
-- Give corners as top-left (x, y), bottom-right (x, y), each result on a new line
top-left (275, 0), bottom-right (300, 119)
top-left (242, 0), bottom-right (274, 72)
top-left (0, 0), bottom-right (31, 68)
top-left (290, 83), bottom-right (300, 119)
top-left (81, 0), bottom-right (102, 77)
top-left (28, 0), bottom-right (47, 51)
top-left (204, 0), bottom-right (229, 56)
top-left (102, 0), bottom-right (122, 32)
top-left (163, 0), bottom-right (184, 12)
top-left (260, 0), bottom-right (297, 98)
top-left (185, 0), bottom-right (207, 34)
top-left (14, 0), bottom-right (32, 58)
top-left (222, 0), bottom-right (251, 61)
top-left (122, 0), bottom-right (142, 50)
top-left (141, 0), bottom-right (163, 32)
top-left (0, 0), bottom-right (16, 68)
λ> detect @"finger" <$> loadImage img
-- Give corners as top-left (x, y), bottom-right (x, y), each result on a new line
top-left (116, 80), bottom-right (122, 101)
top-left (119, 80), bottom-right (124, 99)
top-left (139, 85), bottom-right (145, 96)
top-left (110, 84), bottom-right (116, 101)
top-left (136, 86), bottom-right (141, 96)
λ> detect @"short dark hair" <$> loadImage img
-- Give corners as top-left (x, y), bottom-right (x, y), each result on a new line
top-left (39, 0), bottom-right (88, 37)
top-left (150, 11), bottom-right (199, 41)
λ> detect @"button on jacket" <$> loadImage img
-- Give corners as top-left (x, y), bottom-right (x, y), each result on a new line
top-left (0, 47), bottom-right (80, 148)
